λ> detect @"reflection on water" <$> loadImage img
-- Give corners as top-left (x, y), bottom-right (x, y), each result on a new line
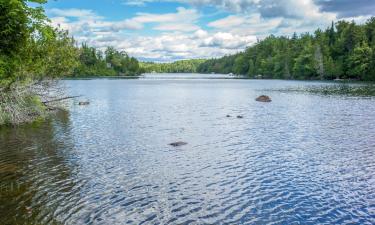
top-left (270, 83), bottom-right (375, 97)
top-left (141, 73), bottom-right (239, 79)
top-left (1, 75), bottom-right (375, 224)
top-left (0, 110), bottom-right (80, 225)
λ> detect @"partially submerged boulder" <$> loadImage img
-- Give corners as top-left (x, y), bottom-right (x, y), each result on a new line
top-left (169, 141), bottom-right (188, 147)
top-left (256, 95), bottom-right (272, 102)
top-left (237, 115), bottom-right (243, 119)
top-left (79, 101), bottom-right (90, 106)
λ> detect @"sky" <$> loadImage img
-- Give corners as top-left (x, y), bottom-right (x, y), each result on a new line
top-left (44, 0), bottom-right (375, 62)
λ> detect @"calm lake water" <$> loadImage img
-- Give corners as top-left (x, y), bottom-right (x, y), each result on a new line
top-left (1, 74), bottom-right (375, 224)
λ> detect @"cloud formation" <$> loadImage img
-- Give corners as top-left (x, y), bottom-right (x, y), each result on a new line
top-left (49, 0), bottom-right (374, 61)
top-left (124, 0), bottom-right (375, 18)
top-left (81, 31), bottom-right (256, 62)
top-left (314, 0), bottom-right (375, 18)
top-left (49, 7), bottom-right (256, 61)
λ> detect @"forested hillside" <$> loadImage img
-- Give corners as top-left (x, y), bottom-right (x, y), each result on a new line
top-left (198, 18), bottom-right (375, 81)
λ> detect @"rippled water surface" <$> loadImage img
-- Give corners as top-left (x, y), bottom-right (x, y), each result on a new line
top-left (1, 74), bottom-right (375, 224)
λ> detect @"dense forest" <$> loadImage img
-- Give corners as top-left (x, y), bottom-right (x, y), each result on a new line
top-left (75, 44), bottom-right (142, 77)
top-left (144, 18), bottom-right (375, 81)
top-left (197, 18), bottom-right (375, 81)
top-left (140, 59), bottom-right (205, 73)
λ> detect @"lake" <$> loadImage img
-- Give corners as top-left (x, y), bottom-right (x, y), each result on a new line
top-left (1, 74), bottom-right (375, 224)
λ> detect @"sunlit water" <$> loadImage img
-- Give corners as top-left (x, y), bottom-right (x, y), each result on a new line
top-left (1, 74), bottom-right (375, 224)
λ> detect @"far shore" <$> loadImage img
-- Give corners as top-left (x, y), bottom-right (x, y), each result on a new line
top-left (63, 74), bottom-right (375, 83)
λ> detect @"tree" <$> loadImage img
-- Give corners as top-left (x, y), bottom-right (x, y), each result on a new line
top-left (348, 42), bottom-right (373, 80)
top-left (0, 0), bottom-right (79, 88)
top-left (233, 55), bottom-right (248, 75)
top-left (0, 0), bottom-right (81, 125)
top-left (314, 44), bottom-right (325, 80)
top-left (248, 59), bottom-right (256, 76)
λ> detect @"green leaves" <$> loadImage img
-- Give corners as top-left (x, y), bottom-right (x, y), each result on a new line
top-left (348, 42), bottom-right (373, 79)
top-left (0, 0), bottom-right (81, 88)
top-left (74, 45), bottom-right (142, 77)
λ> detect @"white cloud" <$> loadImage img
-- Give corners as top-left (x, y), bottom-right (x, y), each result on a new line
top-left (194, 29), bottom-right (209, 38)
top-left (154, 23), bottom-right (200, 32)
top-left (48, 0), bottom-right (373, 62)
top-left (201, 32), bottom-right (257, 49)
top-left (49, 8), bottom-right (101, 19)
top-left (208, 14), bottom-right (280, 37)
top-left (123, 0), bottom-right (333, 19)
top-left (123, 7), bottom-right (201, 32)
top-left (123, 0), bottom-right (157, 6)
top-left (49, 8), bottom-right (142, 36)
top-left (207, 10), bottom-right (338, 38)
top-left (49, 7), bottom-right (254, 61)
top-left (78, 30), bottom-right (256, 61)
top-left (137, 7), bottom-right (197, 22)
top-left (208, 15), bottom-right (246, 28)
top-left (49, 7), bottom-right (200, 35)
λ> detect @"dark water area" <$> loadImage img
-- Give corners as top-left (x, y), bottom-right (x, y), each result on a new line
top-left (1, 74), bottom-right (375, 224)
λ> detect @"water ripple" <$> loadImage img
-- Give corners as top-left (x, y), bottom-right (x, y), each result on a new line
top-left (1, 79), bottom-right (375, 224)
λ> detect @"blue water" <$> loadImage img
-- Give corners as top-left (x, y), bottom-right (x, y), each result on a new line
top-left (1, 74), bottom-right (375, 224)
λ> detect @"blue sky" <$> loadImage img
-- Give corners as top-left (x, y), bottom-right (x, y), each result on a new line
top-left (43, 0), bottom-right (375, 62)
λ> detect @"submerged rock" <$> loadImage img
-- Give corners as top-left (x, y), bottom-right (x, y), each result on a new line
top-left (256, 95), bottom-right (272, 102)
top-left (79, 101), bottom-right (90, 106)
top-left (169, 141), bottom-right (188, 147)
top-left (226, 115), bottom-right (231, 118)
top-left (237, 115), bottom-right (243, 119)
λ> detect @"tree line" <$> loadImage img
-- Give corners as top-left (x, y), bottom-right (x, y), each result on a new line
top-left (197, 18), bottom-right (375, 81)
top-left (140, 59), bottom-right (206, 73)
top-left (75, 44), bottom-right (142, 77)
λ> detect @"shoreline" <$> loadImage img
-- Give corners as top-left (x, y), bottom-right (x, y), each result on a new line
top-left (64, 74), bottom-right (375, 83)
top-left (64, 75), bottom-right (141, 80)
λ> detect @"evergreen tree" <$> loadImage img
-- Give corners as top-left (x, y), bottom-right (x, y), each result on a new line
top-left (196, 17), bottom-right (375, 81)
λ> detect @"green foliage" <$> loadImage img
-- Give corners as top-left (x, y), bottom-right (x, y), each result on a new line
top-left (0, 0), bottom-right (36, 56)
top-left (197, 18), bottom-right (375, 81)
top-left (74, 45), bottom-right (142, 77)
top-left (140, 59), bottom-right (206, 73)
top-left (293, 40), bottom-right (315, 79)
top-left (0, 0), bottom-right (81, 125)
top-left (0, 0), bottom-right (141, 83)
top-left (233, 54), bottom-right (248, 75)
top-left (348, 42), bottom-right (373, 79)
top-left (198, 55), bottom-right (236, 74)
top-left (0, 0), bottom-right (79, 88)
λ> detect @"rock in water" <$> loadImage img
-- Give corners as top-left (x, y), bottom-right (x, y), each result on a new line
top-left (256, 95), bottom-right (272, 102)
top-left (226, 115), bottom-right (231, 118)
top-left (237, 115), bottom-right (243, 119)
top-left (169, 141), bottom-right (188, 147)
top-left (79, 101), bottom-right (90, 105)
